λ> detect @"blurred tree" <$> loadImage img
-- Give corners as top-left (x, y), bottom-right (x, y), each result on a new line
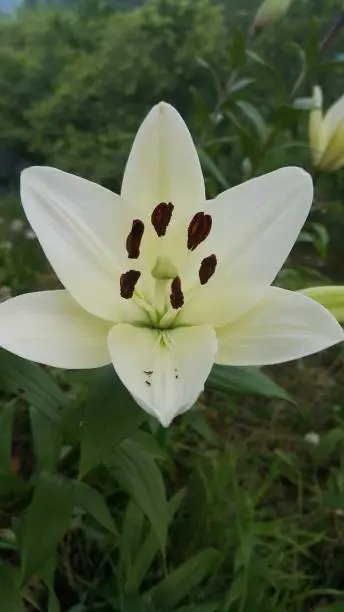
top-left (0, 0), bottom-right (224, 190)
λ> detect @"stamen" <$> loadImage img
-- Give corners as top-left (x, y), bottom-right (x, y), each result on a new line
top-left (199, 254), bottom-right (217, 285)
top-left (187, 212), bottom-right (212, 251)
top-left (170, 276), bottom-right (184, 309)
top-left (120, 270), bottom-right (141, 299)
top-left (126, 219), bottom-right (144, 259)
top-left (151, 202), bottom-right (174, 237)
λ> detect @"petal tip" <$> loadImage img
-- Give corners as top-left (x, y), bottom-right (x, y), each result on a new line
top-left (152, 100), bottom-right (181, 120)
top-left (282, 166), bottom-right (314, 203)
top-left (21, 165), bottom-right (57, 188)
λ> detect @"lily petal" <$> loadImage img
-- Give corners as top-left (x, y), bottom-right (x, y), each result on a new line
top-left (206, 167), bottom-right (313, 288)
top-left (216, 286), bottom-right (344, 366)
top-left (178, 167), bottom-right (313, 328)
top-left (323, 92), bottom-right (344, 141)
top-left (21, 166), bottom-right (145, 323)
top-left (107, 323), bottom-right (217, 427)
top-left (319, 117), bottom-right (344, 171)
top-left (177, 285), bottom-right (260, 328)
top-left (0, 290), bottom-right (111, 368)
top-left (121, 102), bottom-right (205, 220)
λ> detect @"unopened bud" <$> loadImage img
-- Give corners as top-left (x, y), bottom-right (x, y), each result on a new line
top-left (300, 286), bottom-right (344, 323)
top-left (252, 0), bottom-right (293, 36)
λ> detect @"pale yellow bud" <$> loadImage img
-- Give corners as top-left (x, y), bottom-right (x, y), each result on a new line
top-left (309, 86), bottom-right (344, 172)
top-left (252, 0), bottom-right (293, 34)
top-left (300, 286), bottom-right (344, 323)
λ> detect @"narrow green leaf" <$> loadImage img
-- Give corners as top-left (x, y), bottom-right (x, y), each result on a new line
top-left (206, 364), bottom-right (294, 403)
top-left (236, 100), bottom-right (268, 142)
top-left (109, 439), bottom-right (168, 553)
top-left (21, 473), bottom-right (74, 583)
top-left (30, 407), bottom-right (62, 472)
top-left (79, 367), bottom-right (146, 476)
top-left (0, 402), bottom-right (15, 469)
top-left (48, 590), bottom-right (61, 612)
top-left (39, 557), bottom-right (61, 612)
top-left (130, 430), bottom-right (168, 461)
top-left (126, 489), bottom-right (186, 594)
top-left (149, 548), bottom-right (220, 609)
top-left (228, 77), bottom-right (255, 95)
top-left (119, 500), bottom-right (146, 579)
top-left (0, 565), bottom-right (24, 612)
top-left (121, 596), bottom-right (158, 612)
top-left (198, 148), bottom-right (228, 190)
top-left (177, 604), bottom-right (220, 612)
top-left (73, 481), bottom-right (117, 535)
top-left (314, 605), bottom-right (344, 612)
top-left (229, 26), bottom-right (246, 70)
top-left (0, 350), bottom-right (67, 425)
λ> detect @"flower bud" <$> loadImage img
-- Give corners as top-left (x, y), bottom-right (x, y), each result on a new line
top-left (252, 0), bottom-right (293, 35)
top-left (309, 85), bottom-right (344, 172)
top-left (300, 286), bottom-right (344, 323)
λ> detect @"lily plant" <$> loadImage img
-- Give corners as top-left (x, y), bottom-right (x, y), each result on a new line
top-left (0, 103), bottom-right (342, 426)
top-left (309, 85), bottom-right (344, 172)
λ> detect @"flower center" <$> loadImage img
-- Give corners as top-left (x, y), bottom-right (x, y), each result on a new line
top-left (119, 202), bottom-right (217, 327)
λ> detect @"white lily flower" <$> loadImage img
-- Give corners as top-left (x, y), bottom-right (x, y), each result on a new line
top-left (0, 103), bottom-right (343, 427)
top-left (309, 85), bottom-right (344, 172)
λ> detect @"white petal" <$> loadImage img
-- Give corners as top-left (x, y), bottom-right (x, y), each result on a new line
top-left (206, 167), bottom-right (312, 287)
top-left (0, 290), bottom-right (111, 368)
top-left (323, 92), bottom-right (344, 141)
top-left (177, 168), bottom-right (313, 328)
top-left (177, 284), bottom-right (261, 328)
top-left (216, 286), bottom-right (344, 366)
top-left (121, 102), bottom-right (205, 219)
top-left (107, 323), bottom-right (217, 427)
top-left (319, 117), bottom-right (344, 171)
top-left (21, 166), bottom-right (145, 323)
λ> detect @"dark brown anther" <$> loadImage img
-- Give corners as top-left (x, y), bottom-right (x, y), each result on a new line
top-left (120, 270), bottom-right (141, 299)
top-left (170, 276), bottom-right (184, 309)
top-left (126, 219), bottom-right (144, 259)
top-left (199, 254), bottom-right (217, 285)
top-left (187, 212), bottom-right (212, 251)
top-left (151, 202), bottom-right (174, 237)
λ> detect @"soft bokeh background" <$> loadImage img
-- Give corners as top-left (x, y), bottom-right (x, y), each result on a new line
top-left (1, 1), bottom-right (344, 611)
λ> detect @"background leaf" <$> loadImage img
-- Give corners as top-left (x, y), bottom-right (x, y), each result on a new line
top-left (21, 473), bottom-right (74, 582)
top-left (30, 406), bottom-right (62, 472)
top-left (109, 439), bottom-right (168, 553)
top-left (73, 480), bottom-right (117, 535)
top-left (0, 565), bottom-right (24, 612)
top-left (206, 364), bottom-right (294, 403)
top-left (149, 548), bottom-right (220, 609)
top-left (0, 402), bottom-right (15, 469)
top-left (79, 367), bottom-right (146, 476)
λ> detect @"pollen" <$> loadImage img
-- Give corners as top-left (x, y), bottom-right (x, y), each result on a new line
top-left (170, 276), bottom-right (184, 309)
top-left (187, 212), bottom-right (212, 251)
top-left (126, 219), bottom-right (144, 259)
top-left (120, 270), bottom-right (141, 299)
top-left (151, 202), bottom-right (174, 237)
top-left (199, 254), bottom-right (217, 285)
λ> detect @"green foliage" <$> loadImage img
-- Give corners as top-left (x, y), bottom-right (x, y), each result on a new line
top-left (0, 565), bottom-right (24, 612)
top-left (20, 472), bottom-right (74, 582)
top-left (0, 0), bottom-right (224, 189)
top-left (79, 367), bottom-right (146, 476)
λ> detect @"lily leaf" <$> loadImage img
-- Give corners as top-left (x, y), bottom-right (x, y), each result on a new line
top-left (207, 364), bottom-right (294, 403)
top-left (79, 366), bottom-right (146, 476)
